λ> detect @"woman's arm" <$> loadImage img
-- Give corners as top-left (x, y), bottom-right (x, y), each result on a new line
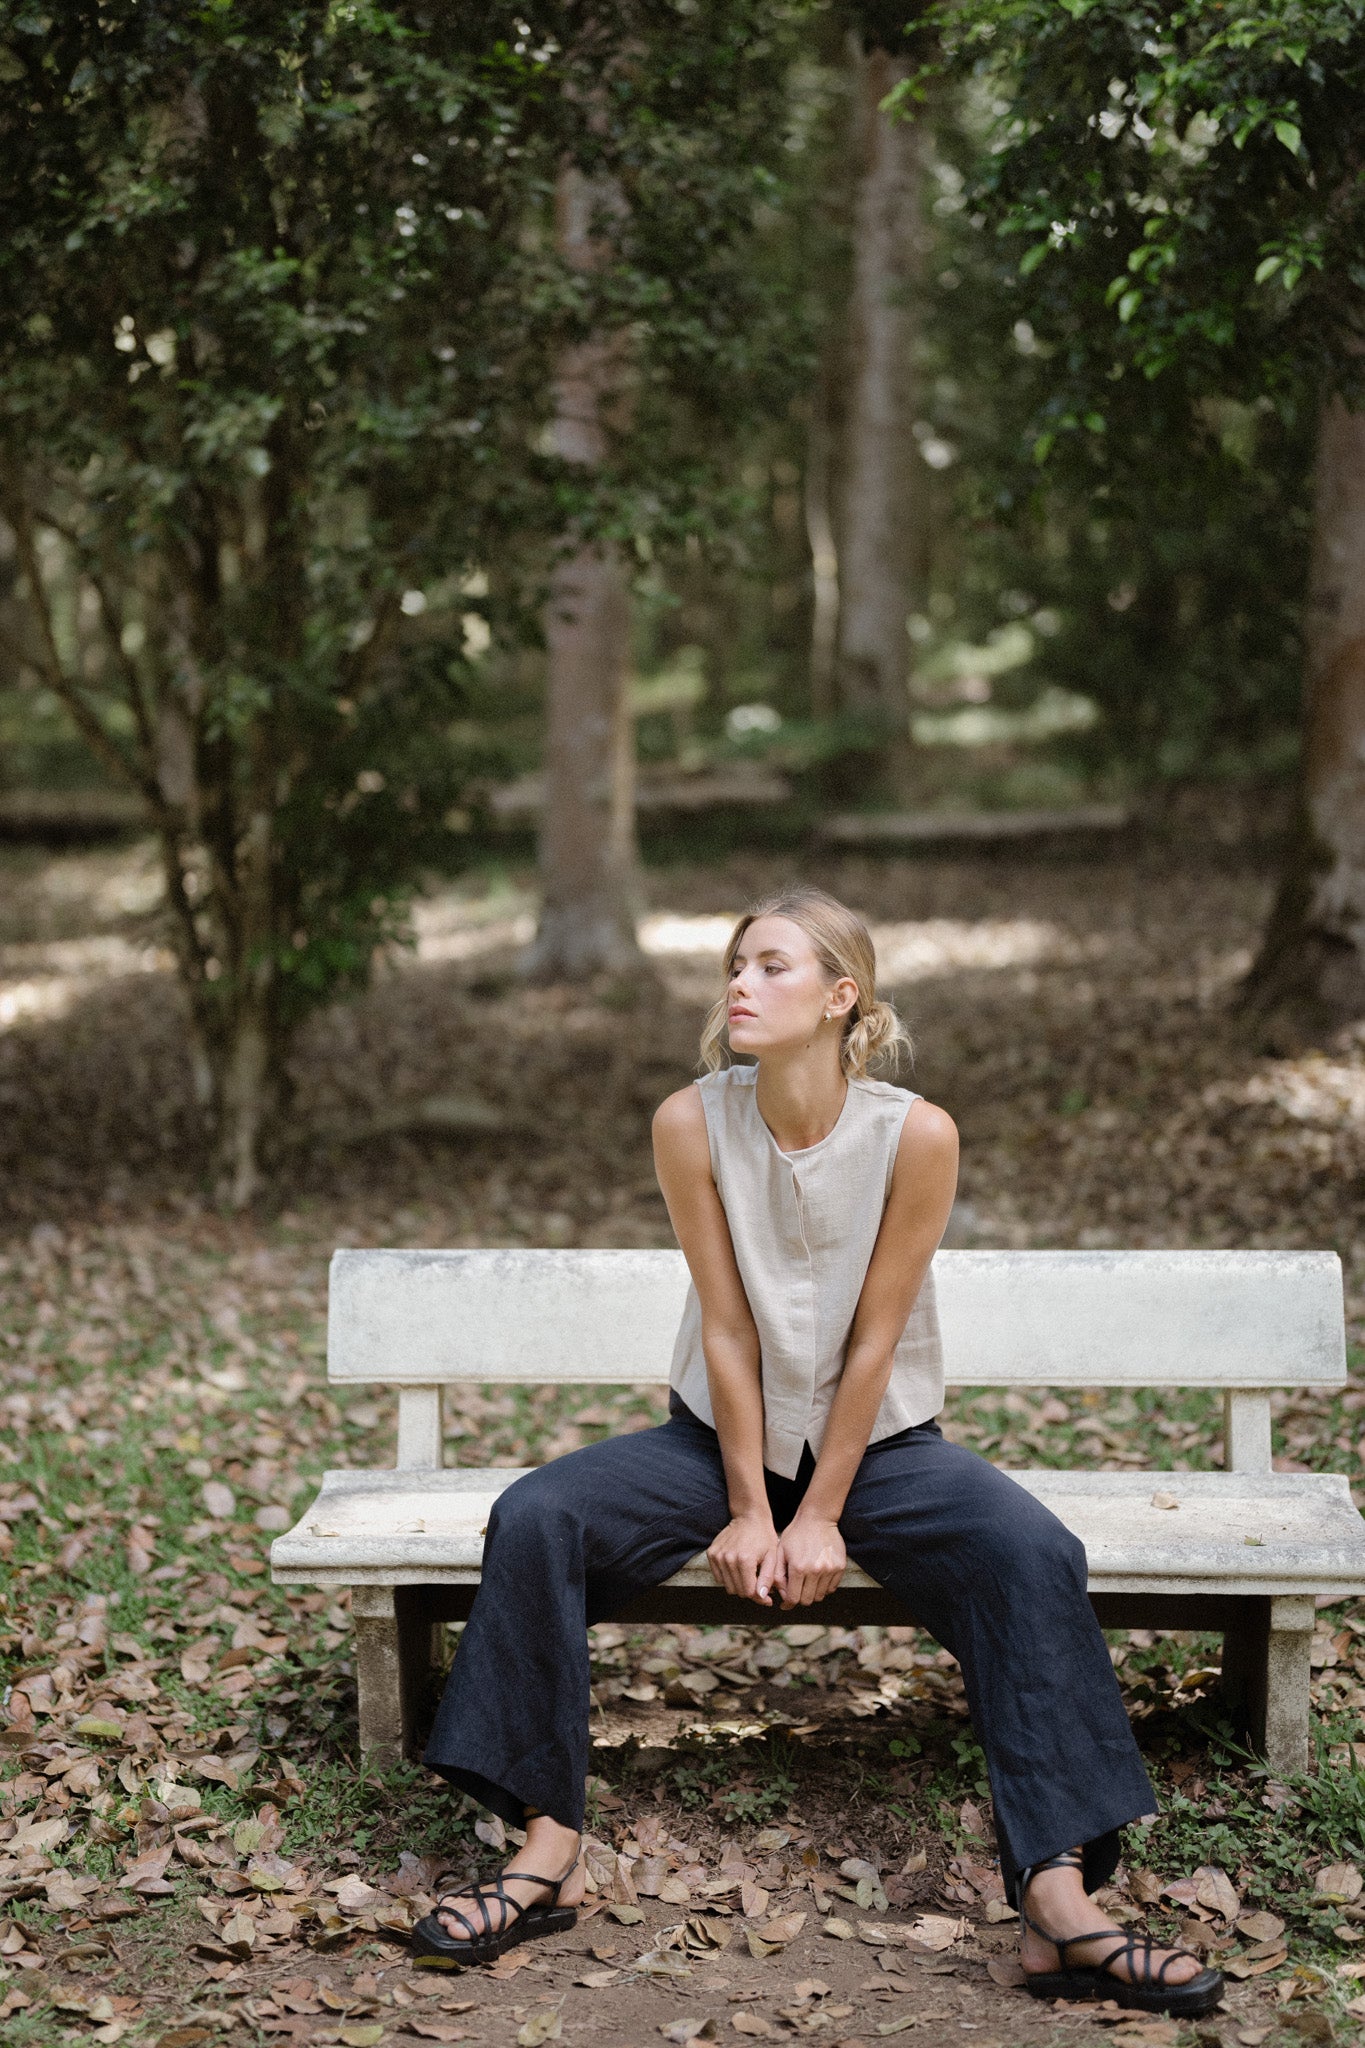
top-left (777, 1098), bottom-right (959, 1609)
top-left (652, 1085), bottom-right (782, 1607)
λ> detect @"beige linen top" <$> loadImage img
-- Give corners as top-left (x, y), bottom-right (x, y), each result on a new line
top-left (668, 1063), bottom-right (945, 1479)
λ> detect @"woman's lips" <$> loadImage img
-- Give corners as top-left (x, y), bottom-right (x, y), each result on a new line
top-left (729, 1007), bottom-right (755, 1021)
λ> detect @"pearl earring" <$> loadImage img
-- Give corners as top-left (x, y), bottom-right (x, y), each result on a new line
top-left (823, 1010), bottom-right (831, 1021)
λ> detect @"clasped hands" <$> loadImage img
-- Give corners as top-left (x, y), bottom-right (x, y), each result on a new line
top-left (706, 1508), bottom-right (845, 1610)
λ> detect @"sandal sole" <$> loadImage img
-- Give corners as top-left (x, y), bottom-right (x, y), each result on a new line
top-left (1023, 1966), bottom-right (1224, 2016)
top-left (410, 1902), bottom-right (577, 1967)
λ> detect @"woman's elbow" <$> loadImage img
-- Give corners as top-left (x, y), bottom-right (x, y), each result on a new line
top-left (701, 1319), bottom-right (760, 1368)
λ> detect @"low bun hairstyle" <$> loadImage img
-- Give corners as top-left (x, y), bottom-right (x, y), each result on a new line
top-left (699, 885), bottom-right (912, 1079)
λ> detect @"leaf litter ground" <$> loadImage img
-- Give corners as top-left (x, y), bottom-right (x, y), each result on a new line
top-left (2, 838), bottom-right (1365, 2047)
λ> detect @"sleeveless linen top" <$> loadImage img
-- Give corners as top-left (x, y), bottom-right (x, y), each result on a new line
top-left (668, 1063), bottom-right (945, 1479)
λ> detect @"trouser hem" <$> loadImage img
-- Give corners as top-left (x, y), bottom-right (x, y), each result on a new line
top-left (423, 1755), bottom-right (584, 1835)
top-left (1000, 1793), bottom-right (1154, 1907)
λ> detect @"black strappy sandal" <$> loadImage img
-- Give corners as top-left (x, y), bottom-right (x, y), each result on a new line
top-left (1017, 1849), bottom-right (1224, 2017)
top-left (409, 1839), bottom-right (581, 1966)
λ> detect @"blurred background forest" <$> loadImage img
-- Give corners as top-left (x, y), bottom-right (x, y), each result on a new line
top-left (4, 0), bottom-right (1361, 1213)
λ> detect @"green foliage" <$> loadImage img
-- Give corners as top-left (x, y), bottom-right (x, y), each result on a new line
top-left (928, 0), bottom-right (1365, 407)
top-left (896, 6), bottom-right (1346, 779)
top-left (664, 1736), bottom-right (797, 1823)
top-left (0, 3), bottom-right (810, 1188)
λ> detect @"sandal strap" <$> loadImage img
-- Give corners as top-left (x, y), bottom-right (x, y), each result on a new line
top-left (1016, 1851), bottom-right (1085, 1946)
top-left (433, 1836), bottom-right (582, 1944)
top-left (435, 1879), bottom-right (500, 1944)
top-left (1022, 1906), bottom-right (1204, 1987)
top-left (1052, 1925), bottom-right (1139, 1974)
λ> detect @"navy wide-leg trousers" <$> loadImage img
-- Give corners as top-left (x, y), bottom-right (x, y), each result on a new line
top-left (424, 1397), bottom-right (1156, 1901)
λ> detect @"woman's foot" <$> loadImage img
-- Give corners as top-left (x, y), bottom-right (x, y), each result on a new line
top-left (1019, 1858), bottom-right (1203, 1989)
top-left (432, 1815), bottom-right (585, 1951)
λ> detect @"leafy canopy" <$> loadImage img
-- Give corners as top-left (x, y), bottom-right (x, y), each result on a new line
top-left (924, 0), bottom-right (1365, 457)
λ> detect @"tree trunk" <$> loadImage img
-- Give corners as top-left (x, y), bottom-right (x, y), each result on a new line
top-left (805, 353), bottom-right (840, 720)
top-left (1245, 396), bottom-right (1365, 1026)
top-left (210, 983), bottom-right (281, 1210)
top-left (524, 537), bottom-right (645, 977)
top-left (834, 38), bottom-right (927, 778)
top-left (523, 166), bottom-right (648, 982)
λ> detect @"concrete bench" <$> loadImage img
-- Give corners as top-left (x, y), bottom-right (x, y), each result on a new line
top-left (271, 1246), bottom-right (1364, 1777)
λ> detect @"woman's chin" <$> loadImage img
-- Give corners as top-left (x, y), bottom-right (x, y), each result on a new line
top-left (726, 1023), bottom-right (762, 1056)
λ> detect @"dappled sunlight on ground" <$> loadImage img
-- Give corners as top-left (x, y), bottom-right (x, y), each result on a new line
top-left (0, 838), bottom-right (1362, 1338)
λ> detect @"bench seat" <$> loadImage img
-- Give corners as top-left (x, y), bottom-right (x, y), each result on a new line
top-left (274, 1465), bottom-right (1365, 1600)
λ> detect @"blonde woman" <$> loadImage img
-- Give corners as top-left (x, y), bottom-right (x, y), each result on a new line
top-left (412, 886), bottom-right (1221, 2019)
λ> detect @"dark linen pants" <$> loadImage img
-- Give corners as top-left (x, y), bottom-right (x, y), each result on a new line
top-left (424, 1398), bottom-right (1156, 1902)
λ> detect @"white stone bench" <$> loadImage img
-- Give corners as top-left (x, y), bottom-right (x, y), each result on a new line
top-left (271, 1247), bottom-right (1364, 1777)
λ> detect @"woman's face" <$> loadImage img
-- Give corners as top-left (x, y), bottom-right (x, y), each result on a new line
top-left (725, 914), bottom-right (856, 1060)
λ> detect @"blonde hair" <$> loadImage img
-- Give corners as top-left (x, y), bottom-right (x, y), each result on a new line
top-left (699, 885), bottom-right (912, 1079)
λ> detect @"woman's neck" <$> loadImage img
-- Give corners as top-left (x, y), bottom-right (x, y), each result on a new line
top-left (752, 1055), bottom-right (849, 1153)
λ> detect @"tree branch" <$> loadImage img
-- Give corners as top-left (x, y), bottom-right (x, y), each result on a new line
top-left (0, 473), bottom-right (165, 806)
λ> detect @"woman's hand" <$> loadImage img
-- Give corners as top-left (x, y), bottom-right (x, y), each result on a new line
top-left (708, 1511), bottom-right (783, 1607)
top-left (775, 1512), bottom-right (846, 1609)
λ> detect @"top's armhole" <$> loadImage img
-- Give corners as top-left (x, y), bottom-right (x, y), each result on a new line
top-left (884, 1090), bottom-right (921, 1202)
top-left (694, 1075), bottom-right (726, 1199)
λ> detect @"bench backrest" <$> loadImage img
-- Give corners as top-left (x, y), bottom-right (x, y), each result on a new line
top-left (328, 1247), bottom-right (1345, 1476)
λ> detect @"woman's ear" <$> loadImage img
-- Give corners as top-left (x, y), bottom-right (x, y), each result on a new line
top-left (830, 974), bottom-right (859, 1018)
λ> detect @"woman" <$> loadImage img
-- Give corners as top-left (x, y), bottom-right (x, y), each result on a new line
top-left (411, 886), bottom-right (1222, 2018)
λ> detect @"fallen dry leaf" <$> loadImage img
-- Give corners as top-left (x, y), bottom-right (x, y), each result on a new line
top-left (822, 1917), bottom-right (854, 1940)
top-left (987, 1957), bottom-right (1026, 1988)
top-left (1150, 1492), bottom-right (1179, 1511)
top-left (218, 1910), bottom-right (256, 1955)
top-left (907, 1914), bottom-right (966, 1951)
top-left (334, 1874), bottom-right (388, 1916)
top-left (118, 1844), bottom-right (174, 1894)
top-left (1193, 1864), bottom-right (1240, 1921)
top-left (1224, 1948), bottom-right (1289, 1978)
top-left (516, 2009), bottom-right (563, 2047)
top-left (11, 1814), bottom-right (68, 1856)
top-left (1315, 1862), bottom-right (1362, 1902)
top-left (402, 2025), bottom-right (471, 2044)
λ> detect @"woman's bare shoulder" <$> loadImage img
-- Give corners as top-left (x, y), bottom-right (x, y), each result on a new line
top-left (897, 1094), bottom-right (959, 1164)
top-left (652, 1079), bottom-right (709, 1154)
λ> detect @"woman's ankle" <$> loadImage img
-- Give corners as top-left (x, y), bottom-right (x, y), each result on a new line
top-left (518, 1812), bottom-right (580, 1864)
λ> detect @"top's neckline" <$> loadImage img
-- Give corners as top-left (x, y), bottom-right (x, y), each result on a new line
top-left (750, 1074), bottom-right (853, 1159)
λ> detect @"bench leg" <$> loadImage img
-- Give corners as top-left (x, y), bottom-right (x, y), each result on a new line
top-left (1222, 1595), bottom-right (1314, 1777)
top-left (351, 1587), bottom-right (441, 1766)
